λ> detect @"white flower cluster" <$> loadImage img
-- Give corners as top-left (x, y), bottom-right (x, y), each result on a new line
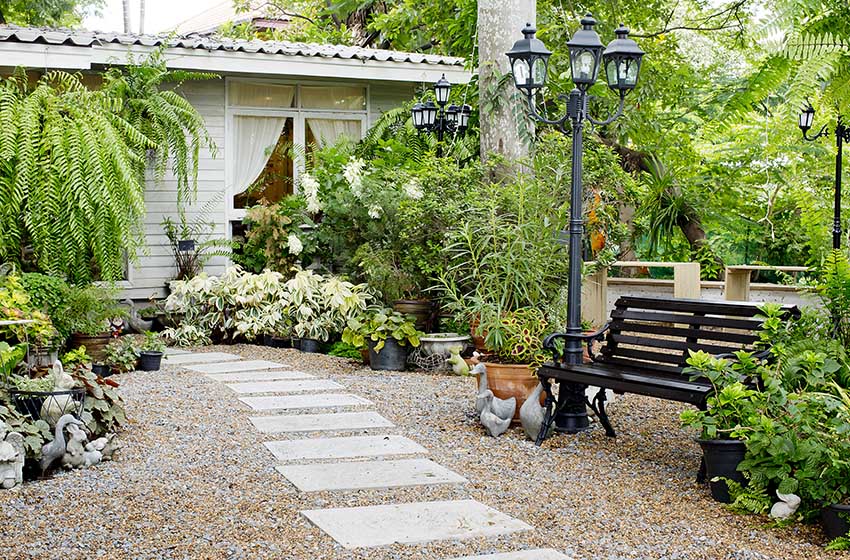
top-left (403, 178), bottom-right (423, 200)
top-left (343, 157), bottom-right (366, 198)
top-left (368, 204), bottom-right (382, 219)
top-left (287, 233), bottom-right (303, 255)
top-left (300, 173), bottom-right (322, 214)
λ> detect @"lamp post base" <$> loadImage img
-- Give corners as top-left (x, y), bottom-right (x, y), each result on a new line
top-left (554, 382), bottom-right (590, 433)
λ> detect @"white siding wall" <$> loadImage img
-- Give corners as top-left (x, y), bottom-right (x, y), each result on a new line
top-left (128, 78), bottom-right (416, 300)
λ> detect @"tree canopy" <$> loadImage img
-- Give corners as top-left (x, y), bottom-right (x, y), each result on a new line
top-left (0, 0), bottom-right (104, 26)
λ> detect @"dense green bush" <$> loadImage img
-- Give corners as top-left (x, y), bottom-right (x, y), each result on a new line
top-left (20, 273), bottom-right (72, 339)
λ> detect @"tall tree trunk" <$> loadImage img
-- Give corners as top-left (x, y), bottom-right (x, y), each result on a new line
top-left (122, 0), bottom-right (131, 34)
top-left (477, 0), bottom-right (535, 169)
top-left (139, 0), bottom-right (146, 34)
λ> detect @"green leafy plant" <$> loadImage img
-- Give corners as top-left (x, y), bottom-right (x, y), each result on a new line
top-left (326, 341), bottom-right (362, 360)
top-left (140, 332), bottom-right (166, 353)
top-left (0, 273), bottom-right (58, 347)
top-left (723, 475), bottom-right (773, 515)
top-left (825, 536), bottom-right (850, 551)
top-left (0, 342), bottom-right (27, 382)
top-left (0, 403), bottom-right (50, 458)
top-left (486, 307), bottom-right (549, 367)
top-left (161, 195), bottom-right (231, 281)
top-left (62, 284), bottom-right (126, 336)
top-left (61, 346), bottom-right (92, 368)
top-left (103, 337), bottom-right (139, 373)
top-left (70, 365), bottom-right (127, 435)
top-left (235, 197), bottom-right (315, 274)
top-left (9, 375), bottom-right (53, 392)
top-left (19, 272), bottom-right (72, 340)
top-left (342, 309), bottom-right (423, 352)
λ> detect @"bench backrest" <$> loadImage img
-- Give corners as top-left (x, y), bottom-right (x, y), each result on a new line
top-left (597, 296), bottom-right (800, 376)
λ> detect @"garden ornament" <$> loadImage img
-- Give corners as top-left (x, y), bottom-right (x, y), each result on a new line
top-left (445, 345), bottom-right (469, 376)
top-left (0, 421), bottom-right (24, 489)
top-left (478, 390), bottom-right (513, 437)
top-left (40, 360), bottom-right (78, 426)
top-left (123, 298), bottom-right (153, 334)
top-left (520, 382), bottom-right (553, 441)
top-left (473, 363), bottom-right (490, 413)
top-left (770, 491), bottom-right (801, 520)
top-left (40, 414), bottom-right (84, 475)
top-left (61, 423), bottom-right (89, 469)
top-left (86, 434), bottom-right (118, 461)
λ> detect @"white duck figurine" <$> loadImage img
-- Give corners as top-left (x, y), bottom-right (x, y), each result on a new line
top-left (86, 433), bottom-right (119, 461)
top-left (52, 360), bottom-right (75, 390)
top-left (519, 382), bottom-right (552, 441)
top-left (40, 361), bottom-right (78, 426)
top-left (479, 390), bottom-right (513, 437)
top-left (473, 363), bottom-right (490, 413)
top-left (40, 414), bottom-right (84, 475)
top-left (769, 491), bottom-right (801, 520)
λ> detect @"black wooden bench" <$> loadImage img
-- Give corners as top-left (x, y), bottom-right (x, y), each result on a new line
top-left (536, 296), bottom-right (800, 443)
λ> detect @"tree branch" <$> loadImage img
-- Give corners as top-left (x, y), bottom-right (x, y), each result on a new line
top-left (251, 2), bottom-right (317, 26)
top-left (632, 0), bottom-right (751, 39)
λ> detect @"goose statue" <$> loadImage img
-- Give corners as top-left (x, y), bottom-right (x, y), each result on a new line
top-left (445, 345), bottom-right (469, 376)
top-left (40, 361), bottom-right (79, 426)
top-left (124, 298), bottom-right (153, 333)
top-left (770, 491), bottom-right (801, 520)
top-left (86, 434), bottom-right (119, 461)
top-left (40, 414), bottom-right (84, 475)
top-left (479, 390), bottom-right (513, 437)
top-left (473, 363), bottom-right (489, 414)
top-left (519, 382), bottom-right (552, 441)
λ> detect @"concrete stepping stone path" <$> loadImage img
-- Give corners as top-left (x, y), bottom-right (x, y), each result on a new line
top-left (450, 550), bottom-right (572, 559)
top-left (301, 500), bottom-right (532, 549)
top-left (186, 360), bottom-right (289, 374)
top-left (205, 370), bottom-right (314, 383)
top-left (264, 435), bottom-right (426, 462)
top-left (277, 458), bottom-right (466, 492)
top-left (225, 379), bottom-right (343, 394)
top-left (240, 393), bottom-right (371, 411)
top-left (249, 411), bottom-right (394, 434)
top-left (164, 352), bottom-right (242, 365)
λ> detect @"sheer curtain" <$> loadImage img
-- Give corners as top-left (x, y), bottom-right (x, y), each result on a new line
top-left (306, 119), bottom-right (362, 147)
top-left (230, 116), bottom-right (288, 203)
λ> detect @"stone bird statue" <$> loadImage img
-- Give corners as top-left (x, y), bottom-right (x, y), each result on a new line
top-left (124, 298), bottom-right (153, 334)
top-left (519, 382), bottom-right (552, 441)
top-left (473, 363), bottom-right (490, 414)
top-left (445, 345), bottom-right (469, 376)
top-left (770, 491), bottom-right (801, 520)
top-left (479, 390), bottom-right (513, 437)
top-left (40, 414), bottom-right (84, 475)
top-left (86, 433), bottom-right (118, 461)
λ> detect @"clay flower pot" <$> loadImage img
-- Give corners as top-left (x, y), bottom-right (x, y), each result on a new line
top-left (477, 362), bottom-right (541, 423)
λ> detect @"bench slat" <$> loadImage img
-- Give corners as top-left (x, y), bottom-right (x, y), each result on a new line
top-left (608, 321), bottom-right (759, 345)
top-left (601, 346), bottom-right (688, 366)
top-left (608, 333), bottom-right (748, 356)
top-left (614, 296), bottom-right (797, 318)
top-left (611, 309), bottom-right (765, 330)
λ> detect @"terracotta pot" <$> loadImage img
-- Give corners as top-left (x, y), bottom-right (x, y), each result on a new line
top-left (469, 318), bottom-right (487, 352)
top-left (359, 347), bottom-right (370, 366)
top-left (393, 299), bottom-right (432, 332)
top-left (477, 362), bottom-right (541, 423)
top-left (70, 332), bottom-right (112, 362)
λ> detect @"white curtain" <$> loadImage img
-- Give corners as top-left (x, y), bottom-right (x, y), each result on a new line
top-left (229, 82), bottom-right (296, 108)
top-left (230, 116), bottom-right (287, 201)
top-left (307, 119), bottom-right (362, 148)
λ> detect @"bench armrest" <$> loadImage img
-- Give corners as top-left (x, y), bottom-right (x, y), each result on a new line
top-left (543, 324), bottom-right (610, 363)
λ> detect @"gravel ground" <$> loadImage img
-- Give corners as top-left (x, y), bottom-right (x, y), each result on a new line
top-left (0, 344), bottom-right (843, 560)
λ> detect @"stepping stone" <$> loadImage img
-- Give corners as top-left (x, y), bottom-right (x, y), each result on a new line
top-left (301, 500), bottom-right (532, 549)
top-left (164, 352), bottom-right (242, 365)
top-left (226, 379), bottom-right (343, 394)
top-left (240, 394), bottom-right (371, 411)
top-left (249, 411), bottom-right (394, 434)
top-left (265, 435), bottom-right (425, 462)
top-left (164, 348), bottom-right (190, 355)
top-left (206, 370), bottom-right (314, 383)
top-left (450, 550), bottom-right (572, 560)
top-left (277, 458), bottom-right (466, 492)
top-left (185, 360), bottom-right (289, 374)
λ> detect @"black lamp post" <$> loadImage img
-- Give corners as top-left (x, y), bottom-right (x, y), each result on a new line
top-left (411, 73), bottom-right (472, 155)
top-left (506, 15), bottom-right (644, 433)
top-left (798, 101), bottom-right (849, 250)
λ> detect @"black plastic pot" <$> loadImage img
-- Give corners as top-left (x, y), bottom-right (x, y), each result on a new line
top-left (821, 504), bottom-right (850, 540)
top-left (138, 351), bottom-right (163, 371)
top-left (368, 338), bottom-right (408, 371)
top-left (698, 438), bottom-right (747, 503)
top-left (300, 338), bottom-right (322, 353)
top-left (291, 338), bottom-right (301, 350)
top-left (261, 334), bottom-right (274, 347)
top-left (92, 363), bottom-right (111, 377)
top-left (270, 336), bottom-right (291, 349)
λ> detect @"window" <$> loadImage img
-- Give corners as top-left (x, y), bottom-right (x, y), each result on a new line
top-left (301, 85), bottom-right (366, 111)
top-left (228, 82), bottom-right (296, 108)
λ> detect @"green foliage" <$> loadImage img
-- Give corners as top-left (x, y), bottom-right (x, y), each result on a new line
top-left (61, 345), bottom-right (91, 367)
top-left (0, 0), bottom-right (103, 26)
top-left (326, 341), bottom-right (362, 360)
top-left (0, 403), bottom-right (50, 458)
top-left (0, 341), bottom-right (26, 381)
top-left (808, 250), bottom-right (850, 345)
top-left (9, 374), bottom-right (53, 392)
top-left (70, 365), bottom-right (127, 435)
top-left (723, 475), bottom-right (773, 515)
top-left (342, 309), bottom-right (423, 352)
top-left (63, 283), bottom-right (125, 336)
top-left (161, 196), bottom-right (231, 281)
top-left (234, 197), bottom-right (314, 274)
top-left (0, 273), bottom-right (57, 346)
top-left (20, 272), bottom-right (72, 340)
top-left (140, 332), bottom-right (165, 353)
top-left (103, 337), bottom-right (139, 373)
top-left (487, 308), bottom-right (549, 367)
top-left (825, 536), bottom-right (850, 551)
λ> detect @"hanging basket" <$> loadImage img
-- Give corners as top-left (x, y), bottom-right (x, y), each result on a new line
top-left (9, 389), bottom-right (86, 423)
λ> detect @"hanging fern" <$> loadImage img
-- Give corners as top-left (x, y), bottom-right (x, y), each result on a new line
top-left (0, 54), bottom-right (216, 283)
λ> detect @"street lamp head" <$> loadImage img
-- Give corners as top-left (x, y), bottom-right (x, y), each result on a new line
top-left (459, 104), bottom-right (472, 130)
top-left (799, 101), bottom-right (815, 133)
top-left (434, 74), bottom-right (452, 106)
top-left (602, 24), bottom-right (644, 93)
top-left (446, 104), bottom-right (460, 126)
top-left (567, 14), bottom-right (605, 89)
top-left (423, 101), bottom-right (438, 128)
top-left (506, 23), bottom-right (552, 95)
top-left (411, 102), bottom-right (426, 130)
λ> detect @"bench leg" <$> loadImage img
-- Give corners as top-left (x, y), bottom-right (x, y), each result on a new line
top-left (587, 387), bottom-right (616, 438)
top-left (535, 380), bottom-right (557, 446)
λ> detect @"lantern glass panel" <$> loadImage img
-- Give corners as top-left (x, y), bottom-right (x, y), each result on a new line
top-left (411, 105), bottom-right (425, 128)
top-left (446, 105), bottom-right (459, 125)
top-left (532, 57), bottom-right (548, 87)
top-left (424, 104), bottom-right (438, 127)
top-left (799, 109), bottom-right (814, 131)
top-left (459, 106), bottom-right (471, 128)
top-left (571, 49), bottom-right (599, 84)
top-left (512, 58), bottom-right (530, 89)
top-left (435, 85), bottom-right (450, 105)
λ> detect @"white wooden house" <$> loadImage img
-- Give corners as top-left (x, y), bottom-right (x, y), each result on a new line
top-left (0, 27), bottom-right (470, 298)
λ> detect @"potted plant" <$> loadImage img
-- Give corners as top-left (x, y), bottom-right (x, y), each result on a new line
top-left (138, 332), bottom-right (166, 371)
top-left (342, 309), bottom-right (423, 371)
top-left (104, 336), bottom-right (140, 374)
top-left (680, 350), bottom-right (763, 503)
top-left (64, 284), bottom-right (126, 362)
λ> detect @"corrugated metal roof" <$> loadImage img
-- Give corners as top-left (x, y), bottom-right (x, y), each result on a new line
top-left (0, 25), bottom-right (464, 66)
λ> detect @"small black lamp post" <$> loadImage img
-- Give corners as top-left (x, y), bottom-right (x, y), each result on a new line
top-left (506, 15), bottom-right (644, 433)
top-left (798, 101), bottom-right (849, 250)
top-left (411, 73), bottom-right (472, 154)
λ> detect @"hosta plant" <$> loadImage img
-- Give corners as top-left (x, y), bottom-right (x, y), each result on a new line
top-left (342, 309), bottom-right (423, 353)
